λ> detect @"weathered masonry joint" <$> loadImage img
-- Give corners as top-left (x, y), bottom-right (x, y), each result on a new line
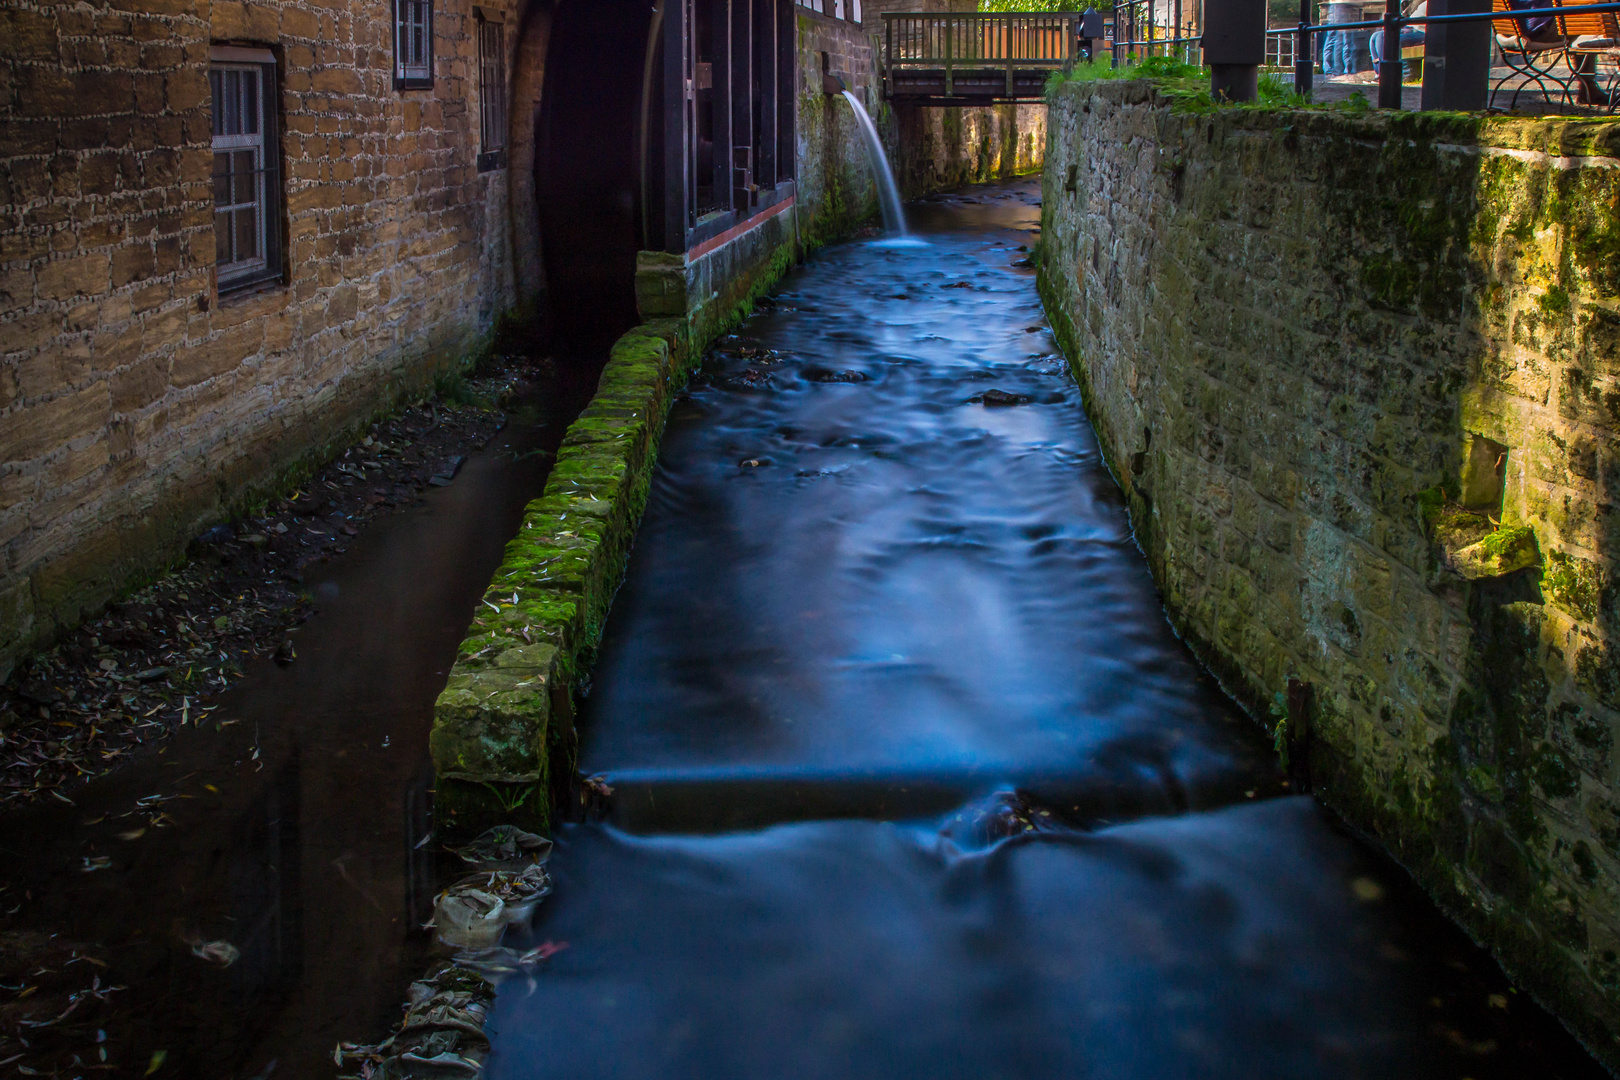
top-left (1039, 78), bottom-right (1620, 1068)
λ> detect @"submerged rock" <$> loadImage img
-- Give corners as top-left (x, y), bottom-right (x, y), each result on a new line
top-left (971, 389), bottom-right (1032, 407)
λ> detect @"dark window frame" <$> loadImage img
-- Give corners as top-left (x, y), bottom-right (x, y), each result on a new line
top-left (477, 12), bottom-right (506, 171)
top-left (209, 55), bottom-right (285, 296)
top-left (394, 0), bottom-right (435, 90)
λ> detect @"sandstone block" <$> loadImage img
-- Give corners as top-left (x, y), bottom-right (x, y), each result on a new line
top-left (281, 7), bottom-right (319, 38)
top-left (0, 120), bottom-right (57, 157)
top-left (165, 70), bottom-right (208, 113)
top-left (18, 69), bottom-right (133, 118)
top-left (37, 253), bottom-right (110, 302)
top-left (0, 382), bottom-right (108, 464)
top-left (0, 8), bottom-right (59, 61)
top-left (170, 324), bottom-right (260, 389)
top-left (110, 243), bottom-right (156, 288)
top-left (311, 67), bottom-right (363, 95)
top-left (41, 436), bottom-right (109, 489)
top-left (0, 269), bottom-right (34, 317)
top-left (110, 354), bottom-right (171, 412)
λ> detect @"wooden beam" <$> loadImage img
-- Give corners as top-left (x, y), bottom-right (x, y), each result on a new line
top-left (730, 0), bottom-right (753, 210)
top-left (663, 0), bottom-right (689, 252)
top-left (776, 0), bottom-right (793, 185)
top-left (755, 0), bottom-right (776, 189)
top-left (712, 0), bottom-right (732, 214)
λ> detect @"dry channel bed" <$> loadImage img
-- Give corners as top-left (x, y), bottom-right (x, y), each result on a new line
top-left (0, 360), bottom-right (533, 810)
top-left (0, 353), bottom-right (555, 1079)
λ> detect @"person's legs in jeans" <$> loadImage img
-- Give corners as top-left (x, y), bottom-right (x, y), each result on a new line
top-left (1352, 29), bottom-right (1374, 72)
top-left (1322, 29), bottom-right (1344, 73)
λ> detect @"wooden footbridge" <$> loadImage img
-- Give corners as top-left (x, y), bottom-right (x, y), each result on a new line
top-left (880, 12), bottom-right (1086, 105)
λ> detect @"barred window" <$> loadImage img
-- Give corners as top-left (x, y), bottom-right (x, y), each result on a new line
top-left (478, 16), bottom-right (506, 170)
top-left (209, 51), bottom-right (282, 293)
top-left (395, 0), bottom-right (433, 87)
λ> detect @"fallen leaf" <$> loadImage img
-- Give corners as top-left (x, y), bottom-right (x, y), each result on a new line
top-left (190, 939), bottom-right (240, 967)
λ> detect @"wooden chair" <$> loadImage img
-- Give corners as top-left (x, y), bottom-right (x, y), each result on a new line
top-left (1490, 0), bottom-right (1577, 108)
top-left (1401, 41), bottom-right (1426, 82)
top-left (1565, 9), bottom-right (1620, 109)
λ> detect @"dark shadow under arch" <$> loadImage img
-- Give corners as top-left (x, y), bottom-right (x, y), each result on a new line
top-left (535, 0), bottom-right (657, 353)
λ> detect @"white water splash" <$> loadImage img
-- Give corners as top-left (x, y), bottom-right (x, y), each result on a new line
top-left (841, 90), bottom-right (907, 236)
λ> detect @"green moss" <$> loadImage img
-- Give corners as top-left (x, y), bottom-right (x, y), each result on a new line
top-left (430, 323), bottom-right (690, 840)
top-left (1482, 525), bottom-right (1537, 561)
top-left (1532, 743), bottom-right (1581, 798)
top-left (1417, 485), bottom-right (1446, 528)
top-left (1545, 549), bottom-right (1602, 621)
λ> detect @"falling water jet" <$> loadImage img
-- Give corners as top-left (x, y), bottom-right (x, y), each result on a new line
top-left (840, 90), bottom-right (908, 236)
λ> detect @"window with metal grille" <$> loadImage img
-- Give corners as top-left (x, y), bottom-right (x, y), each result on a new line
top-left (478, 16), bottom-right (506, 170)
top-left (395, 0), bottom-right (433, 87)
top-left (209, 54), bottom-right (282, 293)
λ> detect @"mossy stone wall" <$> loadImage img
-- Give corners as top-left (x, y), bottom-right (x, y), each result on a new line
top-left (891, 101), bottom-right (1047, 197)
top-left (1040, 77), bottom-right (1620, 1065)
top-left (431, 320), bottom-right (691, 834)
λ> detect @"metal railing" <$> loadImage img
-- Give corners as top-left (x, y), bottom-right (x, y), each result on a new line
top-left (1263, 1), bottom-right (1620, 106)
top-left (881, 12), bottom-right (1083, 98)
top-left (1108, 0), bottom-right (1201, 62)
top-left (1267, 30), bottom-right (1297, 68)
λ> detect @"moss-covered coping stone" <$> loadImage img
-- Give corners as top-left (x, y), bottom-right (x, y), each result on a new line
top-left (430, 319), bottom-right (693, 836)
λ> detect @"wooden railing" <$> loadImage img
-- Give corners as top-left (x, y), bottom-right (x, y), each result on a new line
top-left (881, 12), bottom-right (1083, 100)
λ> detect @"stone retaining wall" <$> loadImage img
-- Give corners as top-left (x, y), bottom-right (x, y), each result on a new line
top-left (1039, 77), bottom-right (1620, 1064)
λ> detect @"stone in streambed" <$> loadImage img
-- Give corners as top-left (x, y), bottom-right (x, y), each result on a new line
top-left (972, 389), bottom-right (1032, 407)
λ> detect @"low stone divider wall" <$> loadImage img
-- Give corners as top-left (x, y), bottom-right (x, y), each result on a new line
top-left (430, 320), bottom-right (691, 834)
top-left (1040, 77), bottom-right (1620, 1067)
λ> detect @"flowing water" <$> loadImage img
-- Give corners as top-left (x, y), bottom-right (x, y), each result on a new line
top-left (842, 91), bottom-right (907, 235)
top-left (488, 180), bottom-right (1606, 1079)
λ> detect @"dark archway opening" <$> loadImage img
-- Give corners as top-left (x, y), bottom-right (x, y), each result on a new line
top-left (536, 0), bottom-right (658, 354)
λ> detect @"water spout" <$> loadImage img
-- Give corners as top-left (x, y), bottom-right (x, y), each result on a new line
top-left (839, 90), bottom-right (907, 236)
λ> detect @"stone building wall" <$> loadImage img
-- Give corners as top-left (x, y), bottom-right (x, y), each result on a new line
top-left (0, 0), bottom-right (533, 681)
top-left (1039, 78), bottom-right (1620, 1065)
top-left (796, 10), bottom-right (884, 247)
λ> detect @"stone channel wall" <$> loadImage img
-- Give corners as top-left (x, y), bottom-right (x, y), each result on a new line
top-left (0, 0), bottom-right (529, 683)
top-left (890, 102), bottom-right (1047, 197)
top-left (796, 10), bottom-right (884, 248)
top-left (1039, 78), bottom-right (1620, 1064)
